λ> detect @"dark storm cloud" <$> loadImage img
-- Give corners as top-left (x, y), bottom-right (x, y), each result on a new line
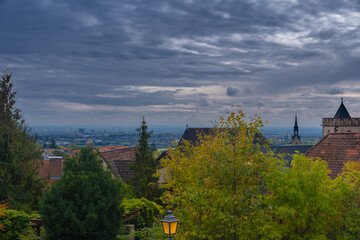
top-left (1, 0), bottom-right (360, 126)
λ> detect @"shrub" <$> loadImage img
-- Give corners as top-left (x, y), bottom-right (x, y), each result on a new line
top-left (117, 222), bottom-right (167, 240)
top-left (0, 208), bottom-right (38, 240)
top-left (122, 198), bottom-right (164, 229)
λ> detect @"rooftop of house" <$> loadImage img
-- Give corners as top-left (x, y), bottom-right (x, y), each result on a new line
top-left (99, 146), bottom-right (129, 152)
top-left (42, 151), bottom-right (64, 160)
top-left (177, 127), bottom-right (268, 149)
top-left (100, 146), bottom-right (137, 180)
top-left (305, 132), bottom-right (360, 179)
top-left (269, 145), bottom-right (314, 167)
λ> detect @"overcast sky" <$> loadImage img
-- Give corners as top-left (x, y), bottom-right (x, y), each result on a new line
top-left (1, 0), bottom-right (360, 128)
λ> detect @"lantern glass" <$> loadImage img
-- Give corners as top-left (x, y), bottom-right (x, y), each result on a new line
top-left (162, 221), bottom-right (178, 235)
top-left (170, 221), bottom-right (178, 235)
top-left (162, 222), bottom-right (170, 235)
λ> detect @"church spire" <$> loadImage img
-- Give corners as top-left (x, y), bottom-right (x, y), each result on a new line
top-left (294, 115), bottom-right (298, 136)
top-left (292, 115), bottom-right (301, 145)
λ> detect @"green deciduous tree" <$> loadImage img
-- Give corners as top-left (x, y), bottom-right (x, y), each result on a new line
top-left (263, 154), bottom-right (346, 240)
top-left (0, 70), bottom-right (45, 211)
top-left (161, 109), bottom-right (277, 239)
top-left (160, 109), bottom-right (360, 239)
top-left (333, 161), bottom-right (360, 239)
top-left (129, 117), bottom-right (159, 200)
top-left (40, 147), bottom-right (124, 240)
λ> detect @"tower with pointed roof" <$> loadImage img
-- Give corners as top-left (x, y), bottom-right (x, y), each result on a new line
top-left (322, 98), bottom-right (360, 136)
top-left (291, 115), bottom-right (301, 145)
top-left (333, 98), bottom-right (351, 119)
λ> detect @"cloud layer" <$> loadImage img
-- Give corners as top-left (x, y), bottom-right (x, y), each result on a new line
top-left (1, 0), bottom-right (360, 127)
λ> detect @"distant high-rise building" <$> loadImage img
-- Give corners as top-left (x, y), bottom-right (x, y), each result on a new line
top-left (79, 128), bottom-right (85, 134)
top-left (291, 115), bottom-right (301, 145)
top-left (322, 98), bottom-right (360, 136)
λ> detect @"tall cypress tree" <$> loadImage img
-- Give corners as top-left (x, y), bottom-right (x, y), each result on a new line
top-left (0, 70), bottom-right (45, 210)
top-left (129, 116), bottom-right (159, 200)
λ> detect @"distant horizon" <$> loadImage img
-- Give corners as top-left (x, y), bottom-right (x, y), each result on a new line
top-left (29, 124), bottom-right (323, 135)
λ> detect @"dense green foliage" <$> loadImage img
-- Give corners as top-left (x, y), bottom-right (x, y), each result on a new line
top-left (40, 148), bottom-right (124, 240)
top-left (0, 208), bottom-right (39, 240)
top-left (334, 161), bottom-right (360, 239)
top-left (0, 71), bottom-right (45, 211)
top-left (161, 109), bottom-right (360, 240)
top-left (161, 110), bottom-right (275, 239)
top-left (263, 154), bottom-right (346, 239)
top-left (129, 117), bottom-right (159, 200)
top-left (122, 198), bottom-right (164, 229)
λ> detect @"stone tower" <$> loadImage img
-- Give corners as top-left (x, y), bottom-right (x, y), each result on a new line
top-left (291, 115), bottom-right (301, 145)
top-left (322, 98), bottom-right (360, 136)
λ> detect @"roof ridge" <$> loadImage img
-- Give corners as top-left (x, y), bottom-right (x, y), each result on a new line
top-left (102, 146), bottom-right (136, 153)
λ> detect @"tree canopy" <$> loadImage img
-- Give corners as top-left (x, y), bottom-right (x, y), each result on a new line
top-left (161, 109), bottom-right (277, 239)
top-left (160, 109), bottom-right (360, 240)
top-left (263, 154), bottom-right (346, 239)
top-left (40, 147), bottom-right (124, 240)
top-left (0, 70), bottom-right (45, 211)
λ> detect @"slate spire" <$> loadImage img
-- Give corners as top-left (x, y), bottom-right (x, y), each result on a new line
top-left (334, 98), bottom-right (351, 119)
top-left (291, 115), bottom-right (301, 145)
top-left (294, 115), bottom-right (299, 136)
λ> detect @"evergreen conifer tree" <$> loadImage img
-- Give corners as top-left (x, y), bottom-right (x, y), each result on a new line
top-left (0, 70), bottom-right (45, 210)
top-left (129, 116), bottom-right (159, 200)
top-left (40, 148), bottom-right (124, 240)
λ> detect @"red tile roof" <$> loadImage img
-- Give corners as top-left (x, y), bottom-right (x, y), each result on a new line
top-left (100, 146), bottom-right (137, 180)
top-left (305, 133), bottom-right (360, 179)
top-left (99, 146), bottom-right (129, 152)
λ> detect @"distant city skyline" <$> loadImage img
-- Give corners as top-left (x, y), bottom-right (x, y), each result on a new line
top-left (2, 1), bottom-right (360, 127)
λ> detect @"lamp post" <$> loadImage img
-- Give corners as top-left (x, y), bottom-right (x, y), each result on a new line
top-left (161, 210), bottom-right (179, 240)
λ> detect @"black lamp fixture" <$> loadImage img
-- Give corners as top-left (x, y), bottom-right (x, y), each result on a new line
top-left (161, 210), bottom-right (179, 240)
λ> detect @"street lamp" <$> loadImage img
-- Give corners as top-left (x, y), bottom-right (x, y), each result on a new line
top-left (161, 210), bottom-right (179, 240)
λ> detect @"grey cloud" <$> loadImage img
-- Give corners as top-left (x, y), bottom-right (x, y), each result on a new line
top-left (198, 98), bottom-right (211, 107)
top-left (308, 29), bottom-right (337, 40)
top-left (324, 87), bottom-right (343, 95)
top-left (1, 0), bottom-right (360, 126)
top-left (226, 87), bottom-right (239, 96)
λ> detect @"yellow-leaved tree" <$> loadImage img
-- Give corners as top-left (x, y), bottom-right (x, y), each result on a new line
top-left (160, 109), bottom-right (277, 240)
